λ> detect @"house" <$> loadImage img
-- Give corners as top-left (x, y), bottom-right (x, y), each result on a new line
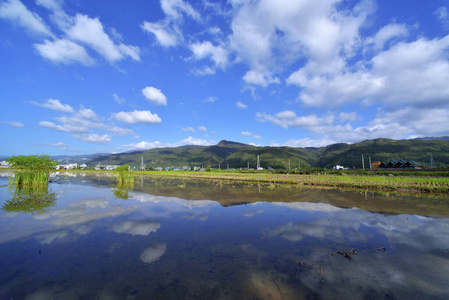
top-left (154, 167), bottom-right (163, 171)
top-left (370, 161), bottom-right (381, 169)
top-left (333, 165), bottom-right (345, 170)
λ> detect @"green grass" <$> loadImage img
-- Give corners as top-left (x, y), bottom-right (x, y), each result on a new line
top-left (130, 170), bottom-right (449, 193)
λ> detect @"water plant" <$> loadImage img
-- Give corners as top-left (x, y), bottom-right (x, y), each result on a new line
top-left (7, 155), bottom-right (58, 186)
top-left (114, 165), bottom-right (134, 184)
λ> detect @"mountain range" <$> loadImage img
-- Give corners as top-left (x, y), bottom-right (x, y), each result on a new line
top-left (86, 138), bottom-right (449, 169)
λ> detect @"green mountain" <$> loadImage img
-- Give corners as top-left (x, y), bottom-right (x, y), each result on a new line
top-left (87, 138), bottom-right (449, 169)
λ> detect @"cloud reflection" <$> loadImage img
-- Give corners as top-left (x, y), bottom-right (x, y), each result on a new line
top-left (112, 220), bottom-right (160, 236)
top-left (140, 243), bottom-right (167, 264)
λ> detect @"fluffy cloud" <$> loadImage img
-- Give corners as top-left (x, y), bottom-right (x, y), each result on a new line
top-left (34, 38), bottom-right (94, 66)
top-left (112, 93), bottom-right (125, 104)
top-left (142, 86), bottom-right (168, 106)
top-left (2, 0), bottom-right (139, 65)
top-left (65, 14), bottom-right (140, 63)
top-left (112, 110), bottom-right (161, 125)
top-left (182, 126), bottom-right (195, 132)
top-left (189, 41), bottom-right (228, 72)
top-left (198, 126), bottom-right (207, 132)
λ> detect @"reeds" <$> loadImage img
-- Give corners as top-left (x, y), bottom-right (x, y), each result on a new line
top-left (7, 155), bottom-right (57, 186)
top-left (114, 165), bottom-right (134, 184)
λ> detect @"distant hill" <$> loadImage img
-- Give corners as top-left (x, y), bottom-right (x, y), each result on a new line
top-left (86, 138), bottom-right (449, 169)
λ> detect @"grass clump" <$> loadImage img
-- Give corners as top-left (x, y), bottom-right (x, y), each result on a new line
top-left (7, 155), bottom-right (57, 186)
top-left (114, 165), bottom-right (134, 184)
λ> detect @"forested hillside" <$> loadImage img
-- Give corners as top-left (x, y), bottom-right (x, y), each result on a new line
top-left (86, 138), bottom-right (449, 169)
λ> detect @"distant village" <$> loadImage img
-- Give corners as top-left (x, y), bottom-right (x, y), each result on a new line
top-left (0, 157), bottom-right (424, 171)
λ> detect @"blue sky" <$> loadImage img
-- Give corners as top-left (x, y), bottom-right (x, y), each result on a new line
top-left (1, 0), bottom-right (449, 156)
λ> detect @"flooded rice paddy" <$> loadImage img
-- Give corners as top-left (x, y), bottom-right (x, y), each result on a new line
top-left (1, 172), bottom-right (449, 299)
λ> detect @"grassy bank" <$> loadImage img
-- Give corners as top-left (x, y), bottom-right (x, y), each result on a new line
top-left (130, 170), bottom-right (449, 194)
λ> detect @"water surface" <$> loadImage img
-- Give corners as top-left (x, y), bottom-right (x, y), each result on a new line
top-left (1, 172), bottom-right (448, 299)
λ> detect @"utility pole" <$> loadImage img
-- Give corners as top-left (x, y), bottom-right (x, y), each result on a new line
top-left (227, 164), bottom-right (229, 170)
top-left (257, 155), bottom-right (261, 170)
top-left (369, 156), bottom-right (372, 169)
top-left (430, 153), bottom-right (436, 168)
top-left (247, 161), bottom-right (250, 170)
top-left (219, 163), bottom-right (221, 170)
top-left (288, 159), bottom-right (291, 170)
top-left (140, 156), bottom-right (145, 171)
top-left (362, 154), bottom-right (365, 170)
top-left (298, 160), bottom-right (300, 169)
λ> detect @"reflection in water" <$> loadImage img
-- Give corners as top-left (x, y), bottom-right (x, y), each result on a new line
top-left (2, 184), bottom-right (57, 214)
top-left (112, 181), bottom-right (134, 199)
top-left (0, 172), bottom-right (449, 299)
top-left (140, 243), bottom-right (167, 263)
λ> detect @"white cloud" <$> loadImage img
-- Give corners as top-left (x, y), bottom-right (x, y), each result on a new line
top-left (284, 138), bottom-right (336, 148)
top-left (241, 131), bottom-right (261, 139)
top-left (141, 21), bottom-right (179, 47)
top-left (182, 126), bottom-right (195, 132)
top-left (256, 111), bottom-right (334, 129)
top-left (189, 40), bottom-right (228, 71)
top-left (142, 86), bottom-right (167, 106)
top-left (242, 70), bottom-right (280, 87)
top-left (124, 136), bottom-right (215, 151)
top-left (204, 96), bottom-right (217, 103)
top-left (112, 93), bottom-right (125, 104)
top-left (32, 99), bottom-right (75, 113)
top-left (236, 101), bottom-right (247, 109)
top-left (34, 38), bottom-right (94, 66)
top-left (435, 7), bottom-right (449, 30)
top-left (366, 23), bottom-right (408, 51)
top-left (338, 112), bottom-right (362, 123)
top-left (0, 0), bottom-right (53, 37)
top-left (112, 110), bottom-right (162, 125)
top-left (1, 121), bottom-right (24, 127)
top-left (65, 14), bottom-right (140, 63)
top-left (160, 0), bottom-right (200, 21)
top-left (72, 133), bottom-right (111, 144)
top-left (198, 126), bottom-right (207, 132)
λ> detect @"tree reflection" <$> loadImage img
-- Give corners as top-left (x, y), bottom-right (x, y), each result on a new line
top-left (2, 184), bottom-right (57, 215)
top-left (112, 181), bottom-right (134, 200)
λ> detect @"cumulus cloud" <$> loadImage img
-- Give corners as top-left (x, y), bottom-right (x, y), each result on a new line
top-left (198, 126), bottom-right (207, 132)
top-left (142, 86), bottom-right (168, 106)
top-left (189, 41), bottom-right (228, 72)
top-left (112, 110), bottom-right (162, 125)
